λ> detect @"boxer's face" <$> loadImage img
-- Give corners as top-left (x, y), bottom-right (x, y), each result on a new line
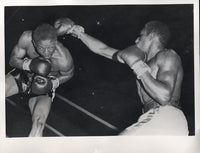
top-left (135, 27), bottom-right (152, 53)
top-left (34, 39), bottom-right (57, 59)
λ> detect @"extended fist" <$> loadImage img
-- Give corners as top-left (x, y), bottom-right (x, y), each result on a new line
top-left (54, 18), bottom-right (75, 36)
top-left (68, 25), bottom-right (85, 39)
top-left (23, 57), bottom-right (51, 76)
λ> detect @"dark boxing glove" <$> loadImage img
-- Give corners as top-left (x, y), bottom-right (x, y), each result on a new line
top-left (31, 75), bottom-right (60, 95)
top-left (23, 57), bottom-right (51, 76)
top-left (118, 45), bottom-right (151, 79)
top-left (118, 45), bottom-right (146, 66)
top-left (31, 75), bottom-right (52, 95)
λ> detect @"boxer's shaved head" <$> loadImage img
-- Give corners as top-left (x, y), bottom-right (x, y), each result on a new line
top-left (33, 24), bottom-right (57, 44)
top-left (145, 21), bottom-right (171, 47)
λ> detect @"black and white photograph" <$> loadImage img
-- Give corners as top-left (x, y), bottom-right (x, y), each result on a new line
top-left (1, 0), bottom-right (199, 153)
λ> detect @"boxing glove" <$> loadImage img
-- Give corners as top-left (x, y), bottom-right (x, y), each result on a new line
top-left (118, 45), bottom-right (151, 79)
top-left (31, 75), bottom-right (59, 95)
top-left (118, 45), bottom-right (146, 67)
top-left (23, 57), bottom-right (51, 76)
top-left (68, 25), bottom-right (85, 39)
top-left (54, 18), bottom-right (75, 36)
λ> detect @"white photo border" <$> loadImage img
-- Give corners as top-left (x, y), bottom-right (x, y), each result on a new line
top-left (0, 0), bottom-right (199, 153)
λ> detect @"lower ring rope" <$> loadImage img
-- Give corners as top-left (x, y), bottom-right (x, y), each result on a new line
top-left (6, 98), bottom-right (64, 136)
top-left (56, 93), bottom-right (118, 131)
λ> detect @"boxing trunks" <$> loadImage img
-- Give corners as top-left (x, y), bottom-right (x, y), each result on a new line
top-left (120, 105), bottom-right (188, 135)
top-left (8, 68), bottom-right (55, 99)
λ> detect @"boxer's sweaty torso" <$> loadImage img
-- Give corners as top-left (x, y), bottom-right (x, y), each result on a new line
top-left (136, 49), bottom-right (183, 112)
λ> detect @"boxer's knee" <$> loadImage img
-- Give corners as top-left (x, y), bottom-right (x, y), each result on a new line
top-left (5, 74), bottom-right (19, 97)
top-left (29, 114), bottom-right (46, 137)
top-left (32, 112), bottom-right (46, 128)
top-left (38, 96), bottom-right (52, 114)
top-left (31, 96), bottom-right (52, 123)
top-left (29, 95), bottom-right (52, 137)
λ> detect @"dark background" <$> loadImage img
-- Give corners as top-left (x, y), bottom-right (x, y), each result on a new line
top-left (5, 5), bottom-right (194, 136)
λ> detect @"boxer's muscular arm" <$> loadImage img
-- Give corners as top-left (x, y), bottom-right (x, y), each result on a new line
top-left (139, 51), bottom-right (180, 105)
top-left (9, 31), bottom-right (31, 69)
top-left (56, 46), bottom-right (74, 85)
top-left (54, 20), bottom-right (122, 62)
top-left (57, 64), bottom-right (74, 85)
top-left (78, 32), bottom-right (120, 60)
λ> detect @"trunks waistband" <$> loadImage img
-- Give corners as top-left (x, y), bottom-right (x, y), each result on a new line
top-left (143, 101), bottom-right (180, 113)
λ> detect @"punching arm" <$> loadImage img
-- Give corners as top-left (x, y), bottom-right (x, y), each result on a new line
top-left (74, 28), bottom-right (119, 60)
top-left (54, 19), bottom-right (119, 60)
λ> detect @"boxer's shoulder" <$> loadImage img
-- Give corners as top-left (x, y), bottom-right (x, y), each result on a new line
top-left (20, 30), bottom-right (32, 41)
top-left (56, 41), bottom-right (69, 51)
top-left (155, 49), bottom-right (181, 67)
top-left (18, 30), bottom-right (32, 48)
top-left (52, 47), bottom-right (73, 71)
top-left (53, 53), bottom-right (73, 69)
top-left (55, 41), bottom-right (72, 58)
top-left (156, 49), bottom-right (178, 61)
top-left (51, 56), bottom-right (73, 73)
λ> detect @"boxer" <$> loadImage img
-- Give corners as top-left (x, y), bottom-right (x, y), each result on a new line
top-left (55, 18), bottom-right (189, 135)
top-left (6, 23), bottom-right (74, 137)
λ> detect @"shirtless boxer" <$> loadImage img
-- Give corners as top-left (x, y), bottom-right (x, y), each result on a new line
top-left (6, 23), bottom-right (74, 137)
top-left (55, 19), bottom-right (188, 135)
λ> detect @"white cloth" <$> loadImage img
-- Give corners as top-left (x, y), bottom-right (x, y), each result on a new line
top-left (120, 105), bottom-right (189, 135)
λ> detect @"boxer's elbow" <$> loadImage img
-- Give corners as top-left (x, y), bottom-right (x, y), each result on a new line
top-left (157, 89), bottom-right (172, 105)
top-left (159, 96), bottom-right (170, 106)
top-left (68, 68), bottom-right (74, 79)
top-left (9, 58), bottom-right (13, 67)
top-left (9, 55), bottom-right (24, 69)
top-left (60, 73), bottom-right (73, 85)
top-left (66, 66), bottom-right (75, 80)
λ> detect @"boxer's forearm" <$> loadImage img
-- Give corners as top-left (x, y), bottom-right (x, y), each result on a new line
top-left (79, 33), bottom-right (118, 59)
top-left (139, 72), bottom-right (172, 105)
top-left (9, 45), bottom-right (27, 70)
top-left (9, 56), bottom-right (25, 70)
top-left (57, 67), bottom-right (74, 85)
top-left (58, 73), bottom-right (73, 84)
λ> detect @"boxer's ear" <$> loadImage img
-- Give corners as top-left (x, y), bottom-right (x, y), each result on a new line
top-left (149, 32), bottom-right (157, 41)
top-left (149, 32), bottom-right (160, 44)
